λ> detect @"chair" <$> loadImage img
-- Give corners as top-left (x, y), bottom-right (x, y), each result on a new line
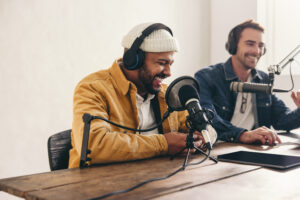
top-left (47, 129), bottom-right (72, 171)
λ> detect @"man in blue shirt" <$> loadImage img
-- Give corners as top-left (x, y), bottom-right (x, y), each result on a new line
top-left (195, 19), bottom-right (300, 145)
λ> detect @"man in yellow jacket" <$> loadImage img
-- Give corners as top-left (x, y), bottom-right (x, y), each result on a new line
top-left (69, 23), bottom-right (209, 168)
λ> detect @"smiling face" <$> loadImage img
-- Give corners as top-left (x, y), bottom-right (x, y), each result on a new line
top-left (137, 51), bottom-right (174, 96)
top-left (233, 28), bottom-right (265, 71)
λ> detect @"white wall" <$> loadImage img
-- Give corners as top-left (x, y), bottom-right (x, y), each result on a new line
top-left (0, 0), bottom-right (210, 180)
top-left (258, 0), bottom-right (300, 74)
top-left (210, 0), bottom-right (257, 65)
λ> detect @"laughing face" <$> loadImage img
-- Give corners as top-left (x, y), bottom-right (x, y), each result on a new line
top-left (137, 51), bottom-right (174, 96)
top-left (234, 28), bottom-right (265, 70)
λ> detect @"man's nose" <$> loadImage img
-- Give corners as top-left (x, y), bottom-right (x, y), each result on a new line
top-left (163, 64), bottom-right (171, 77)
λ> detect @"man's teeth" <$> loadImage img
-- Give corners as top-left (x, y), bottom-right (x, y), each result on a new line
top-left (248, 56), bottom-right (257, 60)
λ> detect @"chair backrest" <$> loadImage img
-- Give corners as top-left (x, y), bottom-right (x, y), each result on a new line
top-left (47, 129), bottom-right (72, 171)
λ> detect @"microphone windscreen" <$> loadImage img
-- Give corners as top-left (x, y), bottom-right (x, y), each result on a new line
top-left (230, 82), bottom-right (242, 92)
top-left (165, 76), bottom-right (200, 111)
top-left (178, 85), bottom-right (199, 106)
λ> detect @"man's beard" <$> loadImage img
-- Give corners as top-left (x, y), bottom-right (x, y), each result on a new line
top-left (138, 65), bottom-right (165, 95)
top-left (237, 52), bottom-right (260, 70)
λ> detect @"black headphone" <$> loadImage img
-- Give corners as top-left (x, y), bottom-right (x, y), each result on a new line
top-left (225, 26), bottom-right (267, 55)
top-left (123, 23), bottom-right (173, 70)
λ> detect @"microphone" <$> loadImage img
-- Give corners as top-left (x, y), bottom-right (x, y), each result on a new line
top-left (230, 81), bottom-right (289, 95)
top-left (178, 85), bottom-right (216, 150)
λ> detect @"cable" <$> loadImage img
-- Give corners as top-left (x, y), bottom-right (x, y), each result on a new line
top-left (89, 108), bottom-right (214, 133)
top-left (288, 61), bottom-right (295, 92)
top-left (92, 110), bottom-right (170, 133)
top-left (283, 60), bottom-right (295, 93)
top-left (89, 151), bottom-right (210, 200)
top-left (289, 58), bottom-right (300, 91)
top-left (186, 149), bottom-right (211, 167)
top-left (90, 165), bottom-right (185, 200)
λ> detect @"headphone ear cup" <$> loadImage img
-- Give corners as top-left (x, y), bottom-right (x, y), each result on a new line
top-left (230, 41), bottom-right (237, 55)
top-left (226, 39), bottom-right (235, 55)
top-left (226, 40), bottom-right (236, 55)
top-left (228, 37), bottom-right (237, 55)
top-left (123, 49), bottom-right (138, 70)
top-left (226, 29), bottom-right (237, 55)
top-left (123, 49), bottom-right (145, 70)
top-left (263, 47), bottom-right (267, 55)
top-left (226, 40), bottom-right (237, 55)
top-left (136, 50), bottom-right (145, 68)
top-left (225, 41), bottom-right (230, 54)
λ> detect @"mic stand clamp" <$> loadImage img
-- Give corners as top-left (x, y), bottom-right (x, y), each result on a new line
top-left (267, 65), bottom-right (281, 86)
top-left (267, 66), bottom-right (275, 86)
top-left (80, 113), bottom-right (94, 168)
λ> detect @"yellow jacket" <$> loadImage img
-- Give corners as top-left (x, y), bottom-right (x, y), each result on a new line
top-left (69, 59), bottom-right (188, 168)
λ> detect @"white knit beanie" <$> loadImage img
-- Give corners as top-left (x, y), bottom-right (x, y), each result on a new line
top-left (121, 22), bottom-right (179, 52)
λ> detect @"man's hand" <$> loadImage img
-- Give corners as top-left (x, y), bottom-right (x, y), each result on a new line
top-left (239, 126), bottom-right (282, 145)
top-left (164, 131), bottom-right (203, 155)
top-left (291, 91), bottom-right (300, 108)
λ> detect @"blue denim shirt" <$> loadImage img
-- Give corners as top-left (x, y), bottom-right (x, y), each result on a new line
top-left (194, 58), bottom-right (300, 142)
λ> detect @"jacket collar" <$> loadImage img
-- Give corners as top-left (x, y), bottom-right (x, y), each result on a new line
top-left (109, 59), bottom-right (136, 96)
top-left (223, 57), bottom-right (263, 81)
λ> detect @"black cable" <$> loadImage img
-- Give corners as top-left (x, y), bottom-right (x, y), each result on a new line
top-left (289, 58), bottom-right (300, 92)
top-left (286, 60), bottom-right (295, 92)
top-left (90, 108), bottom-right (214, 133)
top-left (92, 110), bottom-right (170, 133)
top-left (186, 149), bottom-right (211, 167)
top-left (90, 149), bottom-right (211, 200)
top-left (270, 59), bottom-right (295, 93)
top-left (90, 165), bottom-right (186, 200)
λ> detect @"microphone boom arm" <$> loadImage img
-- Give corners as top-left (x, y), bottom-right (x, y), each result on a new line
top-left (268, 45), bottom-right (300, 76)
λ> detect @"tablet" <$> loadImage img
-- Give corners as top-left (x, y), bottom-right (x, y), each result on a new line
top-left (217, 151), bottom-right (300, 169)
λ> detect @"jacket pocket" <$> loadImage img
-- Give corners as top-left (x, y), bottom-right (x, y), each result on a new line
top-left (213, 96), bottom-right (232, 120)
top-left (256, 95), bottom-right (272, 108)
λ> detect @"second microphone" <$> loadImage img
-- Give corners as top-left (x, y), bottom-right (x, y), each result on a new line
top-left (230, 81), bottom-right (288, 94)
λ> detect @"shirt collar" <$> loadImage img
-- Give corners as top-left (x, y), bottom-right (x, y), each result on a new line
top-left (223, 57), bottom-right (263, 81)
top-left (136, 93), bottom-right (156, 104)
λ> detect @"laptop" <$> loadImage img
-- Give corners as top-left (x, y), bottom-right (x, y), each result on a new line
top-left (217, 151), bottom-right (300, 169)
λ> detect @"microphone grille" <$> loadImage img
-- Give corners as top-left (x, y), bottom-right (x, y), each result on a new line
top-left (230, 82), bottom-right (242, 92)
top-left (178, 85), bottom-right (199, 106)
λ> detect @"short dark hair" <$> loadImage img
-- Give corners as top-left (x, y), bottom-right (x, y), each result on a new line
top-left (225, 19), bottom-right (265, 55)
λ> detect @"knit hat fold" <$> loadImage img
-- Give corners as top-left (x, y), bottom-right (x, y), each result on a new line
top-left (122, 22), bottom-right (179, 52)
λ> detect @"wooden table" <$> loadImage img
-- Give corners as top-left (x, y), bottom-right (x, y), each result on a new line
top-left (1, 133), bottom-right (300, 200)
